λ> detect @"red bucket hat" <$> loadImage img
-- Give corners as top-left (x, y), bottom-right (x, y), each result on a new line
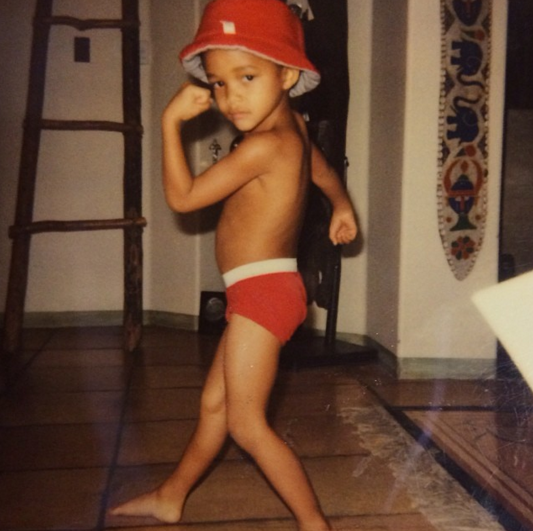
top-left (179, 0), bottom-right (320, 97)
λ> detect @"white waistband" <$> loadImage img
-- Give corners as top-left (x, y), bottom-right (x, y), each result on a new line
top-left (222, 258), bottom-right (298, 288)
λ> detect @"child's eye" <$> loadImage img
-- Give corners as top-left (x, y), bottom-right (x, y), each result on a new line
top-left (243, 75), bottom-right (254, 82)
top-left (211, 81), bottom-right (224, 89)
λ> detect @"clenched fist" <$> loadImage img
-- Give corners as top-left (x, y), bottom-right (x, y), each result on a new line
top-left (162, 82), bottom-right (213, 126)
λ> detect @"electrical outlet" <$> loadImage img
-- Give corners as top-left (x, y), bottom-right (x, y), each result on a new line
top-left (74, 37), bottom-right (90, 63)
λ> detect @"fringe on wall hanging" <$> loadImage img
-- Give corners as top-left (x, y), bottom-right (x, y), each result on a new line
top-left (438, 0), bottom-right (492, 280)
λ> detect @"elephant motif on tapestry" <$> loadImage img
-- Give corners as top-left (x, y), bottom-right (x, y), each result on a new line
top-left (446, 96), bottom-right (480, 143)
top-left (451, 37), bottom-right (484, 86)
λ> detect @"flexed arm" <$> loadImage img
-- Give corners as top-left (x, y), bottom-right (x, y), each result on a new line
top-left (311, 144), bottom-right (358, 246)
top-left (161, 83), bottom-right (278, 213)
top-left (161, 83), bottom-right (213, 212)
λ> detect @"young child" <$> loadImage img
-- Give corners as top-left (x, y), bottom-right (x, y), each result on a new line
top-left (111, 0), bottom-right (357, 529)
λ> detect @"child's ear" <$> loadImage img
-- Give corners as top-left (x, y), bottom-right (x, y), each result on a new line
top-left (282, 67), bottom-right (300, 91)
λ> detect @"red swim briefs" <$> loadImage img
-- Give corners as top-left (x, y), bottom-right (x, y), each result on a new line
top-left (224, 263), bottom-right (307, 345)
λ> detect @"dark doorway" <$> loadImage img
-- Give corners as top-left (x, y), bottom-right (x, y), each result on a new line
top-left (498, 0), bottom-right (533, 376)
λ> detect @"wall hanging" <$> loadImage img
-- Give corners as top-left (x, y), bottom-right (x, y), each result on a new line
top-left (438, 0), bottom-right (492, 280)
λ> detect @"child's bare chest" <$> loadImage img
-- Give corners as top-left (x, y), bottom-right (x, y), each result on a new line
top-left (215, 177), bottom-right (301, 271)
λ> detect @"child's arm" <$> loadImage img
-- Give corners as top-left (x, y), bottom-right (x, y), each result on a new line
top-left (311, 144), bottom-right (358, 246)
top-left (161, 83), bottom-right (276, 213)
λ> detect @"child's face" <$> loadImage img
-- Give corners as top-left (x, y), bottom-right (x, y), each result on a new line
top-left (203, 49), bottom-right (298, 132)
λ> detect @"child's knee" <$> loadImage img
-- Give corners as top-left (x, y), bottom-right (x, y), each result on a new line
top-left (200, 387), bottom-right (225, 418)
top-left (227, 413), bottom-right (266, 452)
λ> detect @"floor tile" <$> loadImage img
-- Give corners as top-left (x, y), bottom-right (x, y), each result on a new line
top-left (0, 390), bottom-right (124, 426)
top-left (277, 365), bottom-right (367, 387)
top-left (13, 365), bottom-right (131, 392)
top-left (106, 519), bottom-right (297, 530)
top-left (105, 522), bottom-right (297, 531)
top-left (45, 326), bottom-right (124, 350)
top-left (137, 345), bottom-right (215, 367)
top-left (17, 328), bottom-right (55, 350)
top-left (124, 388), bottom-right (202, 422)
top-left (117, 419), bottom-right (198, 466)
top-left (130, 365), bottom-right (207, 389)
top-left (140, 328), bottom-right (219, 352)
top-left (306, 455), bottom-right (416, 516)
top-left (0, 423), bottom-right (119, 470)
top-left (407, 409), bottom-right (533, 530)
top-left (271, 383), bottom-right (377, 418)
top-left (117, 419), bottom-right (248, 466)
top-left (106, 513), bottom-right (440, 531)
top-left (272, 414), bottom-right (369, 457)
top-left (1, 350), bottom-right (39, 390)
top-left (32, 348), bottom-right (131, 367)
top-left (328, 514), bottom-right (440, 530)
top-left (0, 467), bottom-right (108, 530)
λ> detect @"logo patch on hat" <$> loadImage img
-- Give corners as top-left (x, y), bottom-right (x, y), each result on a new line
top-left (220, 20), bottom-right (236, 34)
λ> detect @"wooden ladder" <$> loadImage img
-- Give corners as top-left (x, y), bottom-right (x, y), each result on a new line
top-left (2, 0), bottom-right (146, 354)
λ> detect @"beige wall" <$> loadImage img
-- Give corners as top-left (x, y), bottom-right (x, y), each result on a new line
top-left (364, 0), bottom-right (407, 352)
top-left (0, 0), bottom-right (509, 367)
top-left (146, 0), bottom-right (200, 317)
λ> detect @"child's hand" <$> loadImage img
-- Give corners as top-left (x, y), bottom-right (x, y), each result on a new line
top-left (329, 206), bottom-right (358, 246)
top-left (162, 82), bottom-right (213, 125)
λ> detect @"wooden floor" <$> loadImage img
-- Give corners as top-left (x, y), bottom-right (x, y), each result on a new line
top-left (0, 326), bottom-right (530, 530)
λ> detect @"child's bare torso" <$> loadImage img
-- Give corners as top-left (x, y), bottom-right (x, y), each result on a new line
top-left (216, 112), bottom-right (309, 273)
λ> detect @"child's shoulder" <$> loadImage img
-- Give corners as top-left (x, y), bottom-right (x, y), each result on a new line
top-left (235, 124), bottom-right (304, 163)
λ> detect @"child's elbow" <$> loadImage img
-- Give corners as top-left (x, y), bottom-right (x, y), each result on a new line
top-left (166, 195), bottom-right (195, 213)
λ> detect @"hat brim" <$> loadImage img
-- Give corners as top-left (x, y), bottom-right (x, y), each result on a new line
top-left (180, 43), bottom-right (320, 97)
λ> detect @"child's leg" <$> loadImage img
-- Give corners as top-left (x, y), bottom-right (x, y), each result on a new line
top-left (109, 331), bottom-right (229, 523)
top-left (224, 314), bottom-right (331, 531)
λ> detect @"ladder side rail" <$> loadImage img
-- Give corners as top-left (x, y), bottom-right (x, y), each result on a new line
top-left (3, 0), bottom-right (54, 354)
top-left (121, 0), bottom-right (144, 352)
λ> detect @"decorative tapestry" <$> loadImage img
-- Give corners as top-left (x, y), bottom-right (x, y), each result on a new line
top-left (438, 0), bottom-right (492, 280)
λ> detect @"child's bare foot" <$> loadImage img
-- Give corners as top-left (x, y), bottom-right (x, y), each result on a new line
top-left (109, 488), bottom-right (183, 523)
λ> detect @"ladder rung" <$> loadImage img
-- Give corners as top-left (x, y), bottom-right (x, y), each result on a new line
top-left (9, 217), bottom-right (147, 237)
top-left (36, 119), bottom-right (143, 133)
top-left (37, 16), bottom-right (139, 31)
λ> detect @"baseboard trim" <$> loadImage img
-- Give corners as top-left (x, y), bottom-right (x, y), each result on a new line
top-left (0, 310), bottom-right (197, 331)
top-left (364, 337), bottom-right (496, 379)
top-left (396, 357), bottom-right (496, 380)
top-left (144, 310), bottom-right (198, 331)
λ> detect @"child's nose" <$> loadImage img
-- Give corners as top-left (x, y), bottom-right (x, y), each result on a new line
top-left (226, 84), bottom-right (242, 104)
